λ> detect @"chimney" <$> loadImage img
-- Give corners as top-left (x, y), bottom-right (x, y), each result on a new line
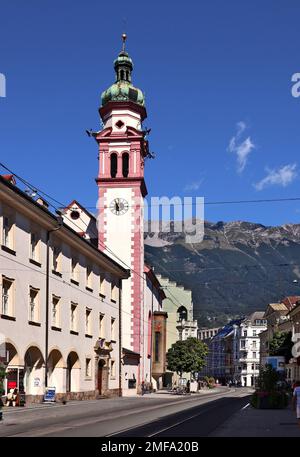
top-left (36, 197), bottom-right (49, 209)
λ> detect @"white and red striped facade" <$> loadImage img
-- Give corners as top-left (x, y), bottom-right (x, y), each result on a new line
top-left (95, 100), bottom-right (150, 393)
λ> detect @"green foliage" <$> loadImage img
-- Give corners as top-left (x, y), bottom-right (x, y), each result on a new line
top-left (256, 364), bottom-right (280, 392)
top-left (203, 376), bottom-right (215, 388)
top-left (251, 390), bottom-right (289, 409)
top-left (251, 364), bottom-right (289, 409)
top-left (166, 337), bottom-right (208, 377)
top-left (269, 331), bottom-right (293, 362)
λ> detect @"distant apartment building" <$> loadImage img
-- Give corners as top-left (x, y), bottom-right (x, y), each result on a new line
top-left (234, 312), bottom-right (267, 387)
top-left (200, 312), bottom-right (267, 386)
top-left (259, 297), bottom-right (300, 382)
top-left (156, 275), bottom-right (198, 387)
top-left (198, 327), bottom-right (220, 341)
top-left (288, 301), bottom-right (300, 382)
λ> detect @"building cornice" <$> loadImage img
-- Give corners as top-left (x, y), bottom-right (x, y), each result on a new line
top-left (99, 100), bottom-right (147, 122)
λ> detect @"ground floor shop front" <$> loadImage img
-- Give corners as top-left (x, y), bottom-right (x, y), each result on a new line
top-left (0, 339), bottom-right (120, 403)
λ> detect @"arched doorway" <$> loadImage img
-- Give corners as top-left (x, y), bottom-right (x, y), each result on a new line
top-left (48, 349), bottom-right (65, 393)
top-left (24, 346), bottom-right (44, 396)
top-left (66, 351), bottom-right (80, 393)
top-left (97, 359), bottom-right (106, 395)
top-left (3, 341), bottom-right (21, 395)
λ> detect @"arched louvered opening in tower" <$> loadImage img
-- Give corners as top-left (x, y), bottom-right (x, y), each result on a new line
top-left (177, 306), bottom-right (188, 322)
top-left (122, 152), bottom-right (129, 178)
top-left (110, 153), bottom-right (118, 178)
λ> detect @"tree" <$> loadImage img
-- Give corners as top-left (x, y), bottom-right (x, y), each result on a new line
top-left (269, 331), bottom-right (293, 362)
top-left (257, 364), bottom-right (280, 392)
top-left (166, 337), bottom-right (208, 377)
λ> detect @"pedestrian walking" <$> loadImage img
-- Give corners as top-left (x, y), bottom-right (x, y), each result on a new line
top-left (292, 381), bottom-right (300, 429)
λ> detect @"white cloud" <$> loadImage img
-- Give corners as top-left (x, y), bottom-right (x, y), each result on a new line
top-left (254, 163), bottom-right (297, 191)
top-left (184, 180), bottom-right (203, 192)
top-left (228, 121), bottom-right (255, 173)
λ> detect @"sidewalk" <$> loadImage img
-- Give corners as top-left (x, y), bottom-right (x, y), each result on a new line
top-left (211, 402), bottom-right (300, 437)
top-left (1, 386), bottom-right (228, 413)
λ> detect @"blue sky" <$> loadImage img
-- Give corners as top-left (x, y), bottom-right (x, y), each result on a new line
top-left (0, 0), bottom-right (300, 226)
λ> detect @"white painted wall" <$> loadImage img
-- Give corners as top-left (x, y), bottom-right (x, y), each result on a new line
top-left (0, 193), bottom-right (122, 398)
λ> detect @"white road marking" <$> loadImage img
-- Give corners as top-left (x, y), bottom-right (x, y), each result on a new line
top-left (241, 403), bottom-right (250, 410)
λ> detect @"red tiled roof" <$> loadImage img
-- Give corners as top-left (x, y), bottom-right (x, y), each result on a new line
top-left (144, 264), bottom-right (166, 301)
top-left (281, 296), bottom-right (300, 310)
top-left (1, 174), bottom-right (16, 185)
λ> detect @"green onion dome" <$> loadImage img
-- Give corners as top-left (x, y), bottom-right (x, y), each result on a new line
top-left (101, 35), bottom-right (145, 107)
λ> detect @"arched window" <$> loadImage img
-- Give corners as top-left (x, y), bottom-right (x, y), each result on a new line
top-left (120, 69), bottom-right (125, 80)
top-left (122, 153), bottom-right (129, 177)
top-left (110, 153), bottom-right (118, 178)
top-left (177, 306), bottom-right (188, 322)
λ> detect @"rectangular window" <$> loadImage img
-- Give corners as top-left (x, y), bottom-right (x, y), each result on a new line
top-left (253, 340), bottom-right (257, 349)
top-left (3, 214), bottom-right (13, 249)
top-left (155, 332), bottom-right (160, 362)
top-left (2, 276), bottom-right (14, 316)
top-left (71, 257), bottom-right (79, 282)
top-left (243, 330), bottom-right (247, 337)
top-left (111, 280), bottom-right (118, 302)
top-left (253, 352), bottom-right (257, 359)
top-left (111, 317), bottom-right (116, 341)
top-left (70, 302), bottom-right (78, 331)
top-left (253, 330), bottom-right (257, 337)
top-left (52, 295), bottom-right (60, 327)
top-left (99, 313), bottom-right (105, 338)
top-left (85, 308), bottom-right (91, 335)
top-left (86, 265), bottom-right (93, 290)
top-left (85, 358), bottom-right (92, 378)
top-left (29, 287), bottom-right (39, 322)
top-left (100, 276), bottom-right (105, 296)
top-left (52, 245), bottom-right (61, 272)
top-left (30, 232), bottom-right (39, 261)
top-left (240, 340), bottom-right (246, 349)
top-left (110, 360), bottom-right (116, 379)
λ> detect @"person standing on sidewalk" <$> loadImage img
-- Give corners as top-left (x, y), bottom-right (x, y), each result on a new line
top-left (292, 381), bottom-right (300, 428)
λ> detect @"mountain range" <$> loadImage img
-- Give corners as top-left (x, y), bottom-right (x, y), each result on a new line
top-left (144, 220), bottom-right (300, 328)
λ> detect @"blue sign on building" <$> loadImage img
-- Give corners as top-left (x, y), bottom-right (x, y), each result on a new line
top-left (44, 387), bottom-right (56, 402)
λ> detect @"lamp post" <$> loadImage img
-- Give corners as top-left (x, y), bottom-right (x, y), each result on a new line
top-left (44, 214), bottom-right (63, 390)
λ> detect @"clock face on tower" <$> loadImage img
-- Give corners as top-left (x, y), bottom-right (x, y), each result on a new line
top-left (109, 198), bottom-right (129, 216)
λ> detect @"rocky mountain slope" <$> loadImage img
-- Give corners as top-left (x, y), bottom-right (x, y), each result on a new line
top-left (144, 221), bottom-right (300, 327)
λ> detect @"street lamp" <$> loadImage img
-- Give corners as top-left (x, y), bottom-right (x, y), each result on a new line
top-left (44, 213), bottom-right (63, 390)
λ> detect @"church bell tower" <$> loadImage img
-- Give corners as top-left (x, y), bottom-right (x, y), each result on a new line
top-left (95, 35), bottom-right (150, 360)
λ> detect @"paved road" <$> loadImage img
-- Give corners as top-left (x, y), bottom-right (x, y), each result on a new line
top-left (0, 388), bottom-right (251, 437)
top-left (112, 395), bottom-right (251, 437)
